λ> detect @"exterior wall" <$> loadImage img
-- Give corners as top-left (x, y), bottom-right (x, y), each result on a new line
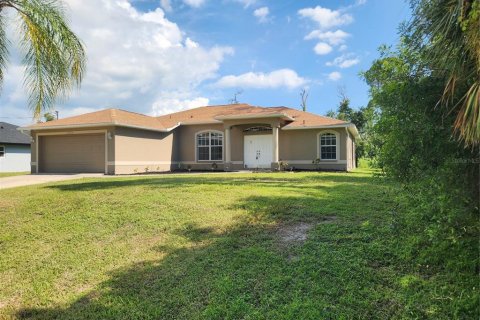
top-left (29, 122), bottom-right (354, 174)
top-left (279, 128), bottom-right (348, 171)
top-left (346, 129), bottom-right (353, 171)
top-left (0, 144), bottom-right (31, 172)
top-left (30, 126), bottom-right (114, 174)
top-left (113, 127), bottom-right (174, 174)
top-left (172, 123), bottom-right (225, 170)
top-left (173, 122), bottom-right (349, 171)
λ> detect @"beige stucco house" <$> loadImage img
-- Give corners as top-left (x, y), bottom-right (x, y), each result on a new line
top-left (20, 104), bottom-right (359, 174)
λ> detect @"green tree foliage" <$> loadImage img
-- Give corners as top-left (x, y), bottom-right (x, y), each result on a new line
top-left (0, 0), bottom-right (86, 119)
top-left (326, 91), bottom-right (378, 160)
top-left (363, 34), bottom-right (479, 319)
top-left (407, 0), bottom-right (480, 146)
top-left (43, 112), bottom-right (55, 121)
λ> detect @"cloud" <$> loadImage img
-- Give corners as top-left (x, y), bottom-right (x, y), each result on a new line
top-left (150, 94), bottom-right (209, 116)
top-left (305, 29), bottom-right (350, 46)
top-left (298, 6), bottom-right (353, 30)
top-left (216, 69), bottom-right (307, 89)
top-left (313, 42), bottom-right (333, 55)
top-left (160, 0), bottom-right (173, 12)
top-left (183, 0), bottom-right (205, 8)
top-left (235, 0), bottom-right (257, 8)
top-left (326, 53), bottom-right (360, 68)
top-left (328, 71), bottom-right (342, 81)
top-left (0, 0), bottom-right (233, 123)
top-left (253, 7), bottom-right (269, 23)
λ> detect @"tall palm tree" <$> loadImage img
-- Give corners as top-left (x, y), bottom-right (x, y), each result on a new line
top-left (0, 0), bottom-right (85, 119)
top-left (408, 0), bottom-right (479, 146)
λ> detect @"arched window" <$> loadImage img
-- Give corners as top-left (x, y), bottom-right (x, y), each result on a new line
top-left (196, 131), bottom-right (223, 161)
top-left (319, 132), bottom-right (338, 160)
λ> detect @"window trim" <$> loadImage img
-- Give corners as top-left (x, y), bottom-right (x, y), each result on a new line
top-left (0, 145), bottom-right (4, 157)
top-left (317, 130), bottom-right (339, 161)
top-left (195, 130), bottom-right (224, 162)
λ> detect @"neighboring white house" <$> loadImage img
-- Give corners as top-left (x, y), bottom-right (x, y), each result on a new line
top-left (0, 122), bottom-right (31, 172)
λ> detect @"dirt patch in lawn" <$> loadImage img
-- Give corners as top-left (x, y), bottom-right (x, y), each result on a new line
top-left (276, 216), bottom-right (337, 246)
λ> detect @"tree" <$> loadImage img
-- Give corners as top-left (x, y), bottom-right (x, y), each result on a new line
top-left (325, 89), bottom-right (375, 160)
top-left (0, 0), bottom-right (86, 119)
top-left (43, 112), bottom-right (55, 121)
top-left (406, 0), bottom-right (480, 146)
top-left (300, 88), bottom-right (308, 111)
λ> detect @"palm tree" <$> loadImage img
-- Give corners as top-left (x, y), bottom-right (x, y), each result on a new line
top-left (408, 0), bottom-right (479, 146)
top-left (0, 0), bottom-right (85, 119)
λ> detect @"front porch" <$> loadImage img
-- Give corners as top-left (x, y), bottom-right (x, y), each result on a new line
top-left (222, 116), bottom-right (285, 171)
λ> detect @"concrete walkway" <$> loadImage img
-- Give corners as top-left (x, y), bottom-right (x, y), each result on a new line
top-left (0, 174), bottom-right (105, 190)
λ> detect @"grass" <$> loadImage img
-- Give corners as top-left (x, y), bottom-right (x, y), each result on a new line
top-left (0, 172), bottom-right (29, 178)
top-left (0, 170), bottom-right (475, 319)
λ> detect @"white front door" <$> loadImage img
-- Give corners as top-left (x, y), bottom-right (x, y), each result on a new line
top-left (244, 135), bottom-right (273, 169)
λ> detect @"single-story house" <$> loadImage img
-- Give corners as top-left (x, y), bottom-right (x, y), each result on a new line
top-left (0, 122), bottom-right (31, 172)
top-left (19, 104), bottom-right (359, 174)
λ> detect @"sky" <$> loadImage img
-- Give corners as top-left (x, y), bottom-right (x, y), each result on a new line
top-left (0, 0), bottom-right (410, 126)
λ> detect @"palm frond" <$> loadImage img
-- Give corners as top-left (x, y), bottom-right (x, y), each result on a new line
top-left (0, 11), bottom-right (10, 88)
top-left (14, 0), bottom-right (85, 119)
top-left (408, 0), bottom-right (480, 146)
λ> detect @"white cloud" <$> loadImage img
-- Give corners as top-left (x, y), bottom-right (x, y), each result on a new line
top-left (305, 29), bottom-right (350, 46)
top-left (183, 0), bottom-right (205, 8)
top-left (326, 53), bottom-right (360, 68)
top-left (216, 69), bottom-right (307, 89)
top-left (253, 7), bottom-right (269, 23)
top-left (339, 44), bottom-right (348, 51)
top-left (328, 71), bottom-right (341, 81)
top-left (150, 94), bottom-right (209, 116)
top-left (313, 42), bottom-right (333, 55)
top-left (235, 0), bottom-right (257, 8)
top-left (0, 0), bottom-right (233, 121)
top-left (298, 6), bottom-right (353, 30)
top-left (160, 0), bottom-right (173, 12)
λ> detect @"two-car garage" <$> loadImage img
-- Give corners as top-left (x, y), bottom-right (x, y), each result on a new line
top-left (38, 133), bottom-right (106, 173)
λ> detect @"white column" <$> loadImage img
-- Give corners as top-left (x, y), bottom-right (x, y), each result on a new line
top-left (225, 126), bottom-right (231, 163)
top-left (272, 125), bottom-right (279, 163)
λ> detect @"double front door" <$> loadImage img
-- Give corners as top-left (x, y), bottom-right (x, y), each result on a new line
top-left (244, 135), bottom-right (273, 169)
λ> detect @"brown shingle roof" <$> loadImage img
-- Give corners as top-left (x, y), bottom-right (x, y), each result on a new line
top-left (23, 104), bottom-right (349, 131)
top-left (156, 103), bottom-right (347, 128)
top-left (24, 109), bottom-right (173, 132)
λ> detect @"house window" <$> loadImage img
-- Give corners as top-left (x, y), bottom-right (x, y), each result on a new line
top-left (319, 132), bottom-right (337, 160)
top-left (196, 131), bottom-right (223, 161)
top-left (0, 146), bottom-right (4, 157)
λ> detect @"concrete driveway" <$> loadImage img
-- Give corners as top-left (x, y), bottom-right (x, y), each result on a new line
top-left (0, 173), bottom-right (105, 190)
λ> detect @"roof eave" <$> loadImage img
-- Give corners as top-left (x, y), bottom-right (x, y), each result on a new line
top-left (214, 113), bottom-right (294, 121)
top-left (282, 123), bottom-right (350, 130)
top-left (19, 122), bottom-right (175, 133)
top-left (282, 122), bottom-right (360, 138)
top-left (177, 120), bottom-right (223, 125)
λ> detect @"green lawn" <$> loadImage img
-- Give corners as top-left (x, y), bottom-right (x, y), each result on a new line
top-left (0, 172), bottom-right (29, 178)
top-left (0, 170), bottom-right (473, 319)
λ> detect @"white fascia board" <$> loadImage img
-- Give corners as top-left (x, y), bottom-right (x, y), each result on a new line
top-left (282, 123), bottom-right (361, 139)
top-left (18, 122), bottom-right (174, 133)
top-left (214, 113), bottom-right (294, 121)
top-left (177, 120), bottom-right (223, 125)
